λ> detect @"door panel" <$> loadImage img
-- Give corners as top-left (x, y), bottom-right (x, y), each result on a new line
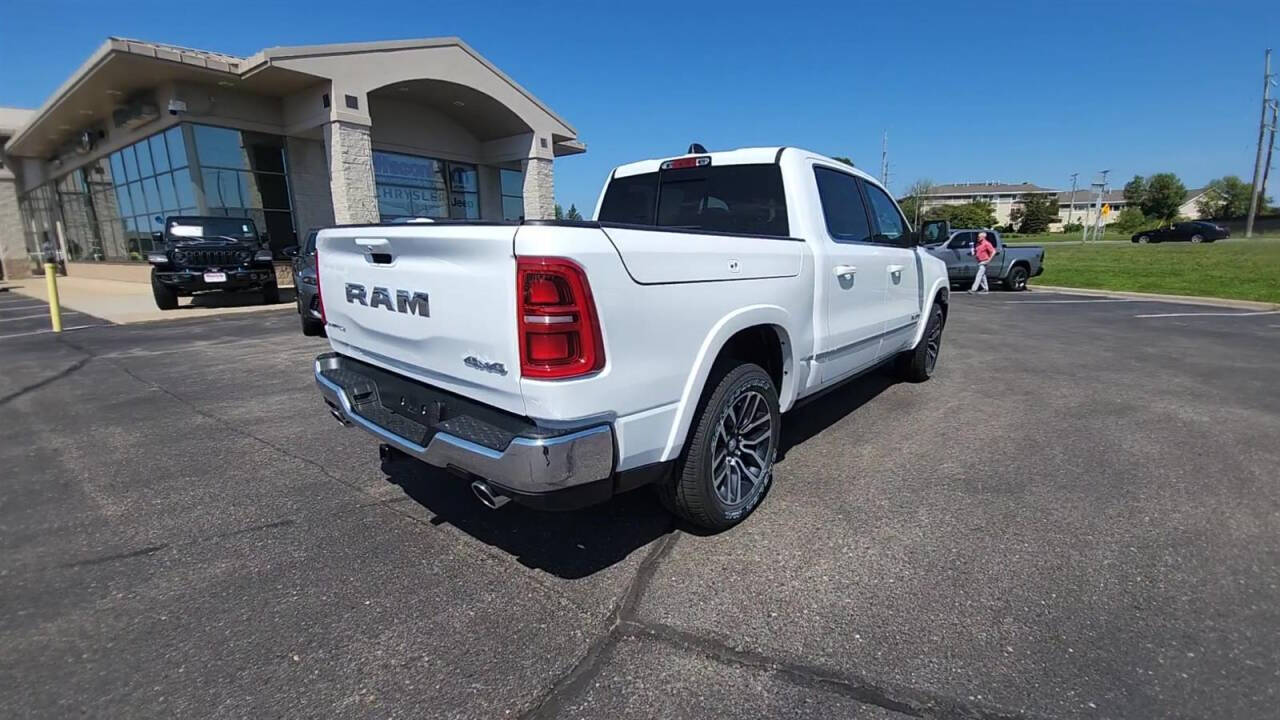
top-left (811, 166), bottom-right (893, 386)
top-left (859, 179), bottom-right (922, 355)
top-left (947, 232), bottom-right (976, 281)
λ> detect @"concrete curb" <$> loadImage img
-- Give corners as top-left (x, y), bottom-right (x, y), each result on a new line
top-left (1028, 284), bottom-right (1279, 311)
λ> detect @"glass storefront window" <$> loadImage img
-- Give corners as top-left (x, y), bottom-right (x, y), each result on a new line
top-left (150, 134), bottom-right (170, 173)
top-left (18, 122), bottom-right (295, 263)
top-left (373, 150), bottom-right (481, 221)
top-left (165, 126), bottom-right (188, 170)
top-left (193, 126), bottom-right (294, 253)
top-left (193, 125), bottom-right (247, 170)
top-left (500, 168), bottom-right (524, 221)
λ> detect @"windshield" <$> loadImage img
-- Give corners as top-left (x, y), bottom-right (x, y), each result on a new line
top-left (599, 163), bottom-right (790, 237)
top-left (166, 217), bottom-right (259, 243)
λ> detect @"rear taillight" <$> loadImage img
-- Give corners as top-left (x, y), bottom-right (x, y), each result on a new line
top-left (517, 257), bottom-right (604, 379)
top-left (315, 247), bottom-right (325, 323)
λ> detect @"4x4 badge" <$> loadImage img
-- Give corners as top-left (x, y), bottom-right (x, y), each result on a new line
top-left (464, 356), bottom-right (507, 376)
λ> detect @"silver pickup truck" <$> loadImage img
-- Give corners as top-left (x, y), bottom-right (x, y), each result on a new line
top-left (921, 223), bottom-right (1044, 291)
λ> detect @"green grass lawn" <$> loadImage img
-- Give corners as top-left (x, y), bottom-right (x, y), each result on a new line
top-left (1029, 239), bottom-right (1280, 303)
top-left (1009, 232), bottom-right (1128, 243)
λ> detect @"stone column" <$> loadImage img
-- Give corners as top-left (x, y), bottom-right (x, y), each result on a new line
top-left (521, 157), bottom-right (555, 221)
top-left (0, 178), bottom-right (28, 279)
top-left (323, 121), bottom-right (378, 225)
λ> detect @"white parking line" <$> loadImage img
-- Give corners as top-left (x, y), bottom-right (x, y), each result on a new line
top-left (0, 304), bottom-right (49, 312)
top-left (0, 312), bottom-right (81, 323)
top-left (1134, 310), bottom-right (1280, 319)
top-left (1005, 299), bottom-right (1138, 304)
top-left (0, 324), bottom-right (100, 340)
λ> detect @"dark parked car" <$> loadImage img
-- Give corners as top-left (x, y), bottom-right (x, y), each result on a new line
top-left (146, 216), bottom-right (279, 310)
top-left (284, 230), bottom-right (324, 336)
top-left (1132, 221), bottom-right (1230, 244)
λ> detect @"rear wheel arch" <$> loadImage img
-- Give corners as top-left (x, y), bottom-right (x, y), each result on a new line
top-left (715, 325), bottom-right (789, 396)
top-left (662, 314), bottom-right (797, 463)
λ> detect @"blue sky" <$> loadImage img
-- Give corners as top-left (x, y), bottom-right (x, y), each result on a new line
top-left (2, 0), bottom-right (1277, 211)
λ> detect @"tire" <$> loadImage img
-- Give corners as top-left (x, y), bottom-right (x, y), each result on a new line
top-left (151, 271), bottom-right (178, 310)
top-left (895, 303), bottom-right (945, 383)
top-left (1136, 235), bottom-right (1150, 244)
top-left (1005, 265), bottom-right (1029, 291)
top-left (262, 281), bottom-right (281, 304)
top-left (1190, 234), bottom-right (1204, 244)
top-left (657, 363), bottom-right (780, 531)
top-left (301, 315), bottom-right (326, 337)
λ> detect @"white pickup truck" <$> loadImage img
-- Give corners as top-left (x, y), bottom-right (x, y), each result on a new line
top-left (314, 146), bottom-right (949, 530)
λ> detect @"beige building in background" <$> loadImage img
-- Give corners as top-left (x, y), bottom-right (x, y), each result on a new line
top-left (916, 181), bottom-right (1212, 232)
top-left (0, 37), bottom-right (585, 280)
top-left (916, 182), bottom-right (1057, 226)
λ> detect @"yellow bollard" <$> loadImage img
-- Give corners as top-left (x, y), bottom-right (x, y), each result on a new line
top-left (44, 262), bottom-right (62, 333)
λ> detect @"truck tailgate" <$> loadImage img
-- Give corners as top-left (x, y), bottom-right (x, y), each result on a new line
top-left (316, 224), bottom-right (525, 416)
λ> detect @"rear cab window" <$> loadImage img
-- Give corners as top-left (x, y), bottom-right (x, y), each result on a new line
top-left (598, 163), bottom-right (789, 237)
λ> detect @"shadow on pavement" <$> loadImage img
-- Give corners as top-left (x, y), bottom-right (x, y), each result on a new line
top-left (777, 368), bottom-right (898, 462)
top-left (184, 287), bottom-right (296, 310)
top-left (382, 457), bottom-right (673, 580)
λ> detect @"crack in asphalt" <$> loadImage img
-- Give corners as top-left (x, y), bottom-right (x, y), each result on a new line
top-left (519, 529), bottom-right (680, 720)
top-left (519, 522), bottom-right (1030, 720)
top-left (0, 355), bottom-right (92, 408)
top-left (618, 621), bottom-right (1031, 720)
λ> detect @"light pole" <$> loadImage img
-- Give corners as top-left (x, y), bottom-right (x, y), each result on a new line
top-left (1066, 172), bottom-right (1078, 230)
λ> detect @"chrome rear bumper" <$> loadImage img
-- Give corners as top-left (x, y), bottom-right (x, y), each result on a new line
top-left (315, 359), bottom-right (614, 495)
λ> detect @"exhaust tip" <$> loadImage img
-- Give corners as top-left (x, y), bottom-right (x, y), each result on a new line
top-left (328, 408), bottom-right (351, 426)
top-left (471, 480), bottom-right (510, 510)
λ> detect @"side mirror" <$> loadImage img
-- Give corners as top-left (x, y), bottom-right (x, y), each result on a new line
top-left (282, 246), bottom-right (299, 258)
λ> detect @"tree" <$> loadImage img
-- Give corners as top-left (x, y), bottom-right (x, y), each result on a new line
top-left (898, 178), bottom-right (935, 227)
top-left (832, 156), bottom-right (855, 167)
top-left (1123, 175), bottom-right (1147, 205)
top-left (1138, 173), bottom-right (1187, 225)
top-left (1110, 206), bottom-right (1151, 233)
top-left (565, 204), bottom-right (583, 221)
top-left (1015, 193), bottom-right (1058, 234)
top-left (1196, 176), bottom-right (1254, 219)
top-left (554, 203), bottom-right (564, 220)
top-left (924, 201), bottom-right (996, 229)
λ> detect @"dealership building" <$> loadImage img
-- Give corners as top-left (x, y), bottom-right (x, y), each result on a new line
top-left (0, 37), bottom-right (584, 280)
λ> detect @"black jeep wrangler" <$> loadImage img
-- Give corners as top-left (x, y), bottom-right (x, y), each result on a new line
top-left (146, 216), bottom-right (280, 310)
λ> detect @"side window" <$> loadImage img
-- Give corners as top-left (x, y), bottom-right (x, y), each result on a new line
top-left (859, 180), bottom-right (908, 245)
top-left (813, 167), bottom-right (873, 243)
top-left (949, 232), bottom-right (974, 249)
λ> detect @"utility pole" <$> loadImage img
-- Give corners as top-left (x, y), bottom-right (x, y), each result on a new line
top-left (1246, 49), bottom-right (1273, 238)
top-left (880, 130), bottom-right (889, 187)
top-left (1083, 170), bottom-right (1109, 242)
top-left (1066, 172), bottom-right (1079, 229)
top-left (1260, 99), bottom-right (1278, 219)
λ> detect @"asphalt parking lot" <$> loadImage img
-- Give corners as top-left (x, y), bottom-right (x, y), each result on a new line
top-left (2, 291), bottom-right (1277, 719)
top-left (0, 286), bottom-right (111, 338)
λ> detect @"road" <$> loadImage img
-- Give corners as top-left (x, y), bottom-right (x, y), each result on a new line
top-left (2, 292), bottom-right (1277, 719)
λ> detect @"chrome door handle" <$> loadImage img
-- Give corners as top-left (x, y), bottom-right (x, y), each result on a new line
top-left (887, 264), bottom-right (905, 273)
top-left (833, 265), bottom-right (857, 278)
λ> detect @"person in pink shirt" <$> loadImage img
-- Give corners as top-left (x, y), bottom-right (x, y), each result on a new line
top-left (969, 231), bottom-right (996, 294)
